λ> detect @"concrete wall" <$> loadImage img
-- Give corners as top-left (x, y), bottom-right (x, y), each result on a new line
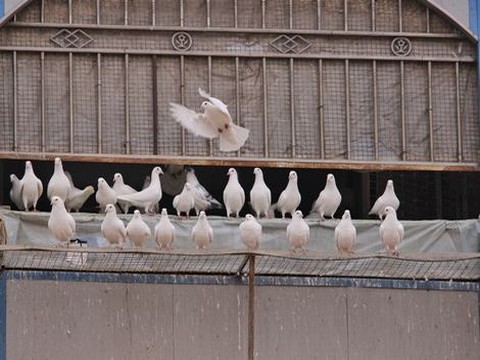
top-left (5, 278), bottom-right (480, 360)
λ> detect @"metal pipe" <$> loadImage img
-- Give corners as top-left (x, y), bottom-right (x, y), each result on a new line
top-left (344, 0), bottom-right (348, 31)
top-left (289, 0), bottom-right (293, 29)
top-left (317, 0), bottom-right (321, 30)
top-left (247, 254), bottom-right (255, 360)
top-left (41, 0), bottom-right (45, 23)
top-left (180, 0), bottom-right (184, 27)
top-left (125, 53), bottom-right (131, 154)
top-left (398, 0), bottom-right (403, 32)
top-left (400, 60), bottom-right (406, 160)
top-left (427, 61), bottom-right (434, 161)
top-left (97, 53), bottom-right (102, 154)
top-left (151, 0), bottom-right (156, 26)
top-left (40, 52), bottom-right (45, 152)
top-left (234, 0), bottom-right (238, 28)
top-left (345, 59), bottom-right (350, 159)
top-left (235, 57), bottom-right (241, 157)
top-left (208, 56), bottom-right (213, 155)
top-left (152, 55), bottom-right (158, 155)
top-left (373, 60), bottom-right (378, 160)
top-left (455, 62), bottom-right (462, 162)
top-left (69, 52), bottom-right (74, 153)
top-left (180, 55), bottom-right (186, 155)
top-left (13, 51), bottom-right (17, 151)
top-left (68, 0), bottom-right (72, 24)
top-left (96, 0), bottom-right (100, 25)
top-left (371, 0), bottom-right (376, 31)
top-left (262, 58), bottom-right (268, 157)
top-left (261, 0), bottom-right (266, 29)
top-left (124, 0), bottom-right (128, 26)
top-left (206, 0), bottom-right (211, 27)
top-left (290, 58), bottom-right (296, 157)
top-left (318, 59), bottom-right (324, 159)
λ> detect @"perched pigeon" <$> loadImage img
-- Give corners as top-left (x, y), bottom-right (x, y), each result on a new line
top-left (186, 167), bottom-right (223, 215)
top-left (48, 196), bottom-right (76, 246)
top-left (64, 172), bottom-right (94, 212)
top-left (239, 214), bottom-right (262, 250)
top-left (47, 157), bottom-right (71, 201)
top-left (19, 161), bottom-right (44, 211)
top-left (95, 177), bottom-right (117, 213)
top-left (118, 167), bottom-right (163, 215)
top-left (170, 88), bottom-right (250, 152)
top-left (141, 175), bottom-right (160, 214)
top-left (379, 206), bottom-right (404, 256)
top-left (9, 174), bottom-right (24, 210)
top-left (126, 210), bottom-right (151, 248)
top-left (311, 173), bottom-right (342, 220)
top-left (271, 171), bottom-right (301, 218)
top-left (112, 172), bottom-right (137, 214)
top-left (154, 208), bottom-right (175, 250)
top-left (191, 211), bottom-right (213, 250)
top-left (101, 204), bottom-right (127, 248)
top-left (287, 210), bottom-right (310, 253)
top-left (223, 168), bottom-right (245, 218)
top-left (369, 179), bottom-right (400, 220)
top-left (250, 168), bottom-right (271, 218)
top-left (173, 182), bottom-right (195, 218)
top-left (334, 210), bottom-right (356, 255)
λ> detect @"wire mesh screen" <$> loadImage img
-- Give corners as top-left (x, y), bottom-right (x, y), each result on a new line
top-left (15, 0), bottom-right (41, 23)
top-left (210, 0), bottom-right (235, 28)
top-left (237, 0), bottom-right (262, 29)
top-left (129, 0), bottom-right (152, 26)
top-left (0, 52), bottom-right (13, 152)
top-left (99, 0), bottom-right (124, 25)
top-left (72, 0), bottom-right (97, 25)
top-left (155, 0), bottom-right (180, 27)
top-left (460, 63), bottom-right (479, 163)
top-left (321, 0), bottom-right (344, 31)
top-left (347, 0), bottom-right (372, 31)
top-left (375, 0), bottom-right (400, 32)
top-left (402, 0), bottom-right (427, 32)
top-left (43, 0), bottom-right (69, 24)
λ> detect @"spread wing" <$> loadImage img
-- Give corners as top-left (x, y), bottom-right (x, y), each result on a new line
top-left (198, 88), bottom-right (230, 116)
top-left (170, 102), bottom-right (218, 139)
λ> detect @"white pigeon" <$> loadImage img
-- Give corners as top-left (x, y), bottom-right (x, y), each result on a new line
top-left (47, 157), bottom-right (71, 201)
top-left (271, 171), bottom-right (301, 218)
top-left (334, 210), bottom-right (356, 255)
top-left (223, 168), bottom-right (245, 218)
top-left (154, 208), bottom-right (176, 250)
top-left (9, 174), bottom-right (24, 210)
top-left (19, 161), bottom-right (44, 211)
top-left (170, 88), bottom-right (250, 152)
top-left (287, 210), bottom-right (310, 253)
top-left (369, 179), bottom-right (400, 220)
top-left (186, 167), bottom-right (223, 215)
top-left (64, 172), bottom-right (94, 212)
top-left (118, 167), bottom-right (164, 215)
top-left (112, 172), bottom-right (137, 214)
top-left (141, 175), bottom-right (160, 214)
top-left (48, 196), bottom-right (76, 246)
top-left (191, 211), bottom-right (214, 250)
top-left (173, 182), bottom-right (195, 218)
top-left (250, 168), bottom-right (272, 218)
top-left (95, 177), bottom-right (117, 213)
top-left (311, 173), bottom-right (342, 220)
top-left (379, 206), bottom-right (404, 256)
top-left (101, 204), bottom-right (127, 248)
top-left (239, 214), bottom-right (262, 250)
top-left (126, 210), bottom-right (151, 248)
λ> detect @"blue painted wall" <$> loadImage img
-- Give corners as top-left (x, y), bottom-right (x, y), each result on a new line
top-left (471, 0), bottom-right (480, 35)
top-left (0, 0), bottom-right (4, 18)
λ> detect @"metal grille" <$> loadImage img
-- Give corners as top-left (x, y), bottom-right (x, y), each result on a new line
top-left (1, 247), bottom-right (478, 281)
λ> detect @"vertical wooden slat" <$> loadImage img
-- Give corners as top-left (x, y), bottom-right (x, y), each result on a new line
top-left (373, 60), bottom-right (378, 160)
top-left (371, 0), bottom-right (376, 31)
top-left (207, 56), bottom-right (213, 156)
top-left (206, 0), bottom-right (211, 27)
top-left (426, 7), bottom-right (430, 33)
top-left (455, 62), bottom-right (462, 162)
top-left (152, 55), bottom-right (158, 155)
top-left (125, 53), bottom-right (131, 155)
top-left (319, 59), bottom-right (324, 159)
top-left (68, 0), bottom-right (72, 24)
top-left (344, 0), bottom-right (348, 31)
top-left (427, 61), bottom-right (434, 161)
top-left (317, 0), bottom-right (321, 30)
top-left (69, 52), bottom-right (74, 153)
top-left (96, 0), bottom-right (100, 25)
top-left (262, 57), bottom-right (268, 157)
top-left (124, 0), bottom-right (128, 26)
top-left (97, 53), bottom-right (102, 154)
top-left (13, 51), bottom-right (17, 151)
top-left (152, 0), bottom-right (156, 26)
top-left (41, 0), bottom-right (45, 23)
top-left (234, 0), bottom-right (238, 28)
top-left (400, 60), bottom-right (406, 161)
top-left (235, 57), bottom-right (241, 157)
top-left (180, 55), bottom-right (186, 155)
top-left (289, 0), bottom-right (293, 29)
top-left (261, 0), bottom-right (266, 29)
top-left (40, 52), bottom-right (45, 152)
top-left (345, 59), bottom-right (350, 159)
top-left (180, 0), bottom-right (184, 27)
top-left (398, 0), bottom-right (403, 32)
top-left (290, 58), bottom-right (295, 158)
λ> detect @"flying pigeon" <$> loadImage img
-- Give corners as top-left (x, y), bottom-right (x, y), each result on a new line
top-left (154, 208), bottom-right (175, 250)
top-left (47, 157), bottom-right (71, 202)
top-left (379, 206), bottom-right (404, 256)
top-left (118, 167), bottom-right (163, 215)
top-left (186, 167), bottom-right (223, 215)
top-left (9, 174), bottom-right (24, 210)
top-left (286, 210), bottom-right (310, 253)
top-left (223, 168), bottom-right (245, 218)
top-left (64, 171), bottom-right (94, 212)
top-left (250, 167), bottom-right (271, 218)
top-left (95, 177), bottom-right (117, 213)
top-left (369, 179), bottom-right (400, 220)
top-left (173, 182), bottom-right (195, 218)
top-left (334, 210), bottom-right (356, 255)
top-left (48, 196), bottom-right (76, 246)
top-left (271, 171), bottom-right (301, 218)
top-left (101, 203), bottom-right (127, 248)
top-left (239, 214), bottom-right (262, 250)
top-left (191, 211), bottom-right (213, 250)
top-left (311, 173), bottom-right (342, 220)
top-left (170, 88), bottom-right (250, 152)
top-left (112, 172), bottom-right (137, 214)
top-left (19, 161), bottom-right (44, 211)
top-left (126, 210), bottom-right (151, 248)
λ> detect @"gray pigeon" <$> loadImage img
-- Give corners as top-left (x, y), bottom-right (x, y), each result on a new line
top-left (48, 196), bottom-right (76, 246)
top-left (154, 208), bottom-right (175, 250)
top-left (334, 210), bottom-right (356, 255)
top-left (20, 161), bottom-right (44, 211)
top-left (239, 214), bottom-right (262, 250)
top-left (47, 157), bottom-right (71, 202)
top-left (286, 210), bottom-right (310, 253)
top-left (191, 211), bottom-right (213, 250)
top-left (64, 171), bottom-right (94, 212)
top-left (95, 177), bottom-right (117, 213)
top-left (272, 171), bottom-right (301, 218)
top-left (173, 182), bottom-right (195, 218)
top-left (250, 168), bottom-right (271, 218)
top-left (223, 168), bottom-right (245, 218)
top-left (369, 179), bottom-right (400, 220)
top-left (126, 210), bottom-right (151, 248)
top-left (186, 167), bottom-right (222, 215)
top-left (9, 174), bottom-right (24, 210)
top-left (379, 206), bottom-right (404, 256)
top-left (112, 172), bottom-right (137, 214)
top-left (101, 203), bottom-right (127, 248)
top-left (311, 173), bottom-right (342, 220)
top-left (170, 88), bottom-right (250, 152)
top-left (118, 167), bottom-right (164, 215)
